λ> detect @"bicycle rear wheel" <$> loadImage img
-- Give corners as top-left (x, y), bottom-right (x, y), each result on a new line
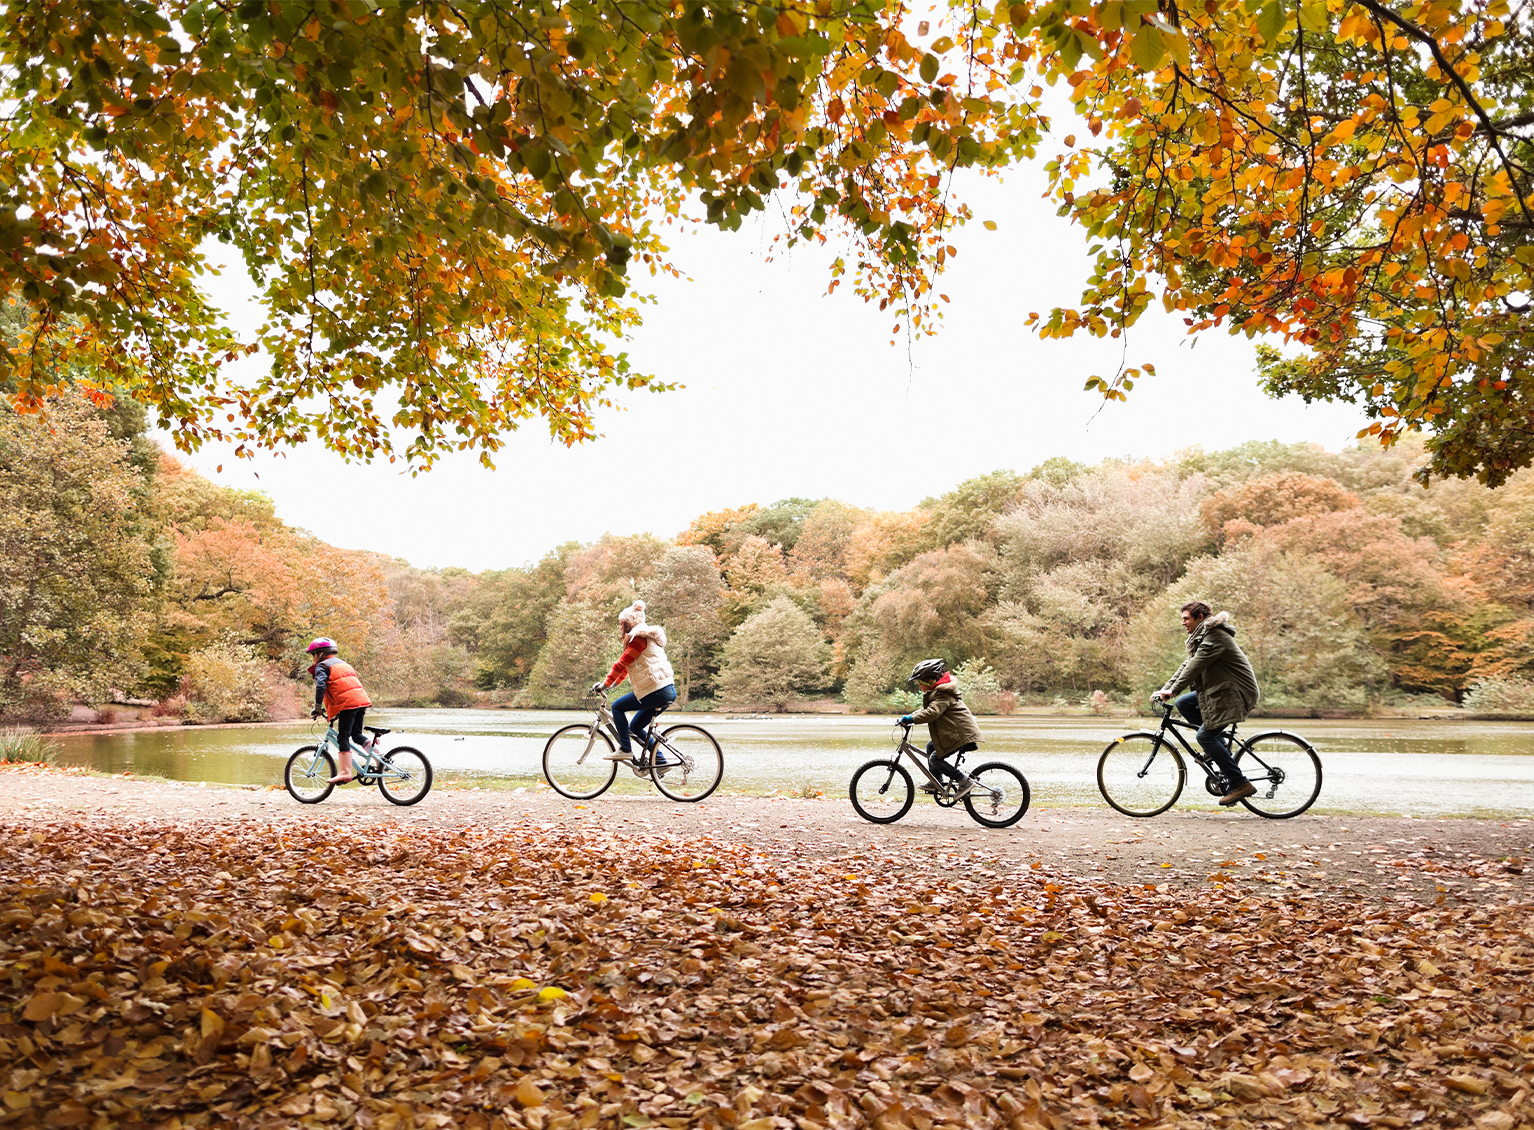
top-left (963, 761), bottom-right (1030, 828)
top-left (543, 724), bottom-right (619, 799)
top-left (284, 746), bottom-right (335, 804)
top-left (1097, 733), bottom-right (1185, 817)
top-left (377, 746), bottom-right (433, 806)
top-left (849, 759), bottom-right (914, 824)
top-left (652, 725), bottom-right (723, 802)
top-left (1236, 732), bottom-right (1322, 818)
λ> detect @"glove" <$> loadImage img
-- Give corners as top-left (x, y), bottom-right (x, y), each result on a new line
top-left (899, 715), bottom-right (913, 725)
top-left (590, 682), bottom-right (606, 695)
top-left (310, 709), bottom-right (325, 720)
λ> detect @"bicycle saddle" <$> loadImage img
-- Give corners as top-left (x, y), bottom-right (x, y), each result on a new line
top-left (364, 726), bottom-right (391, 737)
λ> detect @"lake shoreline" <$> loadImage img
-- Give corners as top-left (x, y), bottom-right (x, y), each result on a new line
top-left (30, 703), bottom-right (1534, 737)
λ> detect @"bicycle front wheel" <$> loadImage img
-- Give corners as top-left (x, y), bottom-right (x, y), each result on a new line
top-left (1098, 733), bottom-right (1185, 817)
top-left (378, 746), bottom-right (433, 806)
top-left (652, 725), bottom-right (723, 802)
top-left (1237, 733), bottom-right (1322, 818)
top-left (849, 759), bottom-right (914, 824)
top-left (543, 724), bottom-right (619, 799)
top-left (963, 761), bottom-right (1030, 828)
top-left (285, 746), bottom-right (335, 804)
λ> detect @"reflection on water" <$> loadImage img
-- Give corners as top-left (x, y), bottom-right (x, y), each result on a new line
top-left (47, 709), bottom-right (1534, 818)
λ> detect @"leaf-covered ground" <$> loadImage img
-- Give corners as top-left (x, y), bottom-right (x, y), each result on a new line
top-left (4, 764), bottom-right (1532, 906)
top-left (2, 815), bottom-right (1532, 1130)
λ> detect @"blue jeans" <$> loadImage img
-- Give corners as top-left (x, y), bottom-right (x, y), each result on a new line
top-left (613, 684), bottom-right (676, 752)
top-left (1174, 692), bottom-right (1248, 785)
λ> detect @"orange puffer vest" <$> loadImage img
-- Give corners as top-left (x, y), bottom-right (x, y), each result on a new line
top-left (312, 658), bottom-right (371, 716)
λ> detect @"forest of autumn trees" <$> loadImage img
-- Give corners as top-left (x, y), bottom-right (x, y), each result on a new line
top-left (6, 373), bottom-right (1534, 721)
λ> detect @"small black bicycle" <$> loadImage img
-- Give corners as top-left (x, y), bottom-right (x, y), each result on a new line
top-left (1098, 700), bottom-right (1322, 818)
top-left (849, 721), bottom-right (1030, 828)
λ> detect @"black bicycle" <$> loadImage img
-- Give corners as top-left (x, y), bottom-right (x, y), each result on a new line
top-left (849, 722), bottom-right (1030, 828)
top-left (1097, 700), bottom-right (1322, 819)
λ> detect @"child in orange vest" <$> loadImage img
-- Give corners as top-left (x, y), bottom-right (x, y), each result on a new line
top-left (306, 637), bottom-right (372, 784)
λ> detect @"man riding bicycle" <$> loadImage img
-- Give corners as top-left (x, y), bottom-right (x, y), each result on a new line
top-left (1152, 601), bottom-right (1262, 806)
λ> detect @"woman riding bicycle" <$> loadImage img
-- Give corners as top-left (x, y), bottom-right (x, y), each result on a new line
top-left (591, 601), bottom-right (678, 768)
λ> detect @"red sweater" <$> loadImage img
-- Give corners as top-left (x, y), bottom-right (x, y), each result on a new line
top-left (603, 636), bottom-right (649, 689)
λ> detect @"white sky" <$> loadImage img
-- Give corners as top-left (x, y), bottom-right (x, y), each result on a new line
top-left (172, 161), bottom-right (1369, 573)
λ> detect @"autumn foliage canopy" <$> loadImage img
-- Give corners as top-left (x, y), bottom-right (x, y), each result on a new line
top-left (1, 1), bottom-right (1531, 480)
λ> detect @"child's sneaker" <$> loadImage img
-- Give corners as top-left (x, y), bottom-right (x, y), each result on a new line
top-left (951, 777), bottom-right (975, 800)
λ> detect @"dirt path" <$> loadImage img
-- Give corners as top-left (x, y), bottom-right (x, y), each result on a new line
top-left (3, 765), bottom-right (1529, 907)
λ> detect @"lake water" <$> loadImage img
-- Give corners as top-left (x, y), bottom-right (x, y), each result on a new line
top-left (44, 710), bottom-right (1534, 818)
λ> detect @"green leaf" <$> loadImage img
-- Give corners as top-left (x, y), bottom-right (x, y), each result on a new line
top-left (1256, 1), bottom-right (1285, 42)
top-left (1130, 26), bottom-right (1165, 70)
top-left (920, 52), bottom-right (939, 83)
top-left (1298, 1), bottom-right (1328, 34)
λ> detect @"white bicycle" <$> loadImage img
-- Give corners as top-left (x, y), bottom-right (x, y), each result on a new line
top-left (541, 687), bottom-right (723, 803)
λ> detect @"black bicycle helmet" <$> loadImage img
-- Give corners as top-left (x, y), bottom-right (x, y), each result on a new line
top-left (907, 658), bottom-right (948, 687)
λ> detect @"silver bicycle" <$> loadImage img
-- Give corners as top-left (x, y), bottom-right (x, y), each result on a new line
top-left (849, 721), bottom-right (1030, 828)
top-left (542, 687), bottom-right (723, 802)
top-left (284, 723), bottom-right (432, 806)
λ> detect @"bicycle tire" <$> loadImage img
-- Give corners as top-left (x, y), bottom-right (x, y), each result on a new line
top-left (1097, 733), bottom-right (1185, 817)
top-left (849, 759), bottom-right (914, 824)
top-left (543, 724), bottom-right (619, 799)
top-left (962, 761), bottom-right (1031, 828)
top-left (651, 725), bottom-right (723, 802)
top-left (285, 746), bottom-right (335, 804)
top-left (1236, 732), bottom-right (1323, 819)
top-left (377, 746), bottom-right (433, 806)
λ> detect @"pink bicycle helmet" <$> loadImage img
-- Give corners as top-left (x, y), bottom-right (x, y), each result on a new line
top-left (306, 637), bottom-right (338, 654)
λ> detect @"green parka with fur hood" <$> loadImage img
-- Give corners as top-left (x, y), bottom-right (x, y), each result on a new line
top-left (1158, 611), bottom-right (1261, 729)
top-left (908, 674), bottom-right (983, 756)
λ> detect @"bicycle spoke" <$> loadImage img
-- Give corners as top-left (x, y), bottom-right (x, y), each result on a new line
top-left (1098, 733), bottom-right (1185, 817)
top-left (543, 725), bottom-right (618, 800)
top-left (652, 726), bottom-right (723, 802)
top-left (1236, 733), bottom-right (1322, 818)
top-left (849, 759), bottom-right (914, 823)
top-left (963, 762), bottom-right (1030, 828)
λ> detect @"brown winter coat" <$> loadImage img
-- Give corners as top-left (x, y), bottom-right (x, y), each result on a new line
top-left (1158, 611), bottom-right (1261, 729)
top-left (908, 675), bottom-right (983, 756)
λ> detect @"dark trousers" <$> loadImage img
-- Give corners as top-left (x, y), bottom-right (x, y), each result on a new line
top-left (1174, 692), bottom-right (1247, 785)
top-left (334, 707), bottom-right (367, 754)
top-left (927, 740), bottom-right (978, 784)
top-left (613, 684), bottom-right (676, 752)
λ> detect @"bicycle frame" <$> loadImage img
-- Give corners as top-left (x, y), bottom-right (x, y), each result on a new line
top-left (893, 723), bottom-right (982, 797)
top-left (578, 689), bottom-right (677, 770)
top-left (1141, 704), bottom-right (1294, 798)
top-left (312, 725), bottom-right (408, 784)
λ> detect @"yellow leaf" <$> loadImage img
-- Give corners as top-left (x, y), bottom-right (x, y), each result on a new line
top-left (589, 892), bottom-right (609, 904)
top-left (515, 1079), bottom-right (545, 1107)
top-left (510, 977), bottom-right (536, 991)
top-left (537, 986), bottom-right (568, 1003)
top-left (983, 219), bottom-right (998, 230)
top-left (200, 1009), bottom-right (225, 1039)
top-left (21, 992), bottom-right (62, 1022)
